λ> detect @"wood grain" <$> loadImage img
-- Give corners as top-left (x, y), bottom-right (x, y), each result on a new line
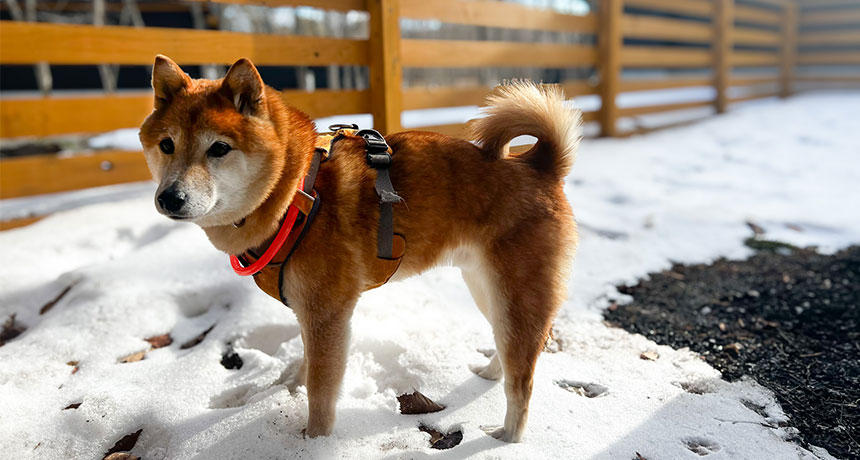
top-left (400, 0), bottom-right (596, 33)
top-left (401, 40), bottom-right (597, 68)
top-left (0, 150), bottom-right (151, 199)
top-left (0, 90), bottom-right (371, 138)
top-left (0, 21), bottom-right (368, 66)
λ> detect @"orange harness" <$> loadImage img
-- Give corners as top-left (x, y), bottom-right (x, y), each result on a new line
top-left (230, 126), bottom-right (406, 306)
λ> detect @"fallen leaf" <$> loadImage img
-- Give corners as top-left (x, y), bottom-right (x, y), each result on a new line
top-left (635, 452), bottom-right (648, 460)
top-left (746, 221), bottom-right (765, 235)
top-left (666, 271), bottom-right (685, 281)
top-left (398, 391), bottom-right (445, 414)
top-left (103, 429), bottom-right (142, 460)
top-left (640, 350), bottom-right (659, 361)
top-left (799, 351), bottom-right (824, 358)
top-left (145, 333), bottom-right (172, 349)
top-left (724, 343), bottom-right (743, 355)
top-left (63, 402), bottom-right (82, 410)
top-left (420, 425), bottom-right (443, 444)
top-left (104, 454), bottom-right (139, 460)
top-left (39, 284), bottom-right (75, 315)
top-left (418, 425), bottom-right (463, 450)
top-left (0, 314), bottom-right (26, 346)
top-left (119, 351), bottom-right (146, 363)
top-left (180, 325), bottom-right (215, 349)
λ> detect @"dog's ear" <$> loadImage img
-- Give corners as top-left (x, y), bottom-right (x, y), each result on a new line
top-left (152, 55), bottom-right (190, 106)
top-left (221, 58), bottom-right (265, 116)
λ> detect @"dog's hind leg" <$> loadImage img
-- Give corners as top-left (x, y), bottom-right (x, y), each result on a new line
top-left (481, 229), bottom-right (571, 443)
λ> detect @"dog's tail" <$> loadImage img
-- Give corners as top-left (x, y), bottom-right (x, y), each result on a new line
top-left (467, 81), bottom-right (581, 179)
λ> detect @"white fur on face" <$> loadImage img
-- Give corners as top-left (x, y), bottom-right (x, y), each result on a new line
top-left (189, 131), bottom-right (269, 227)
top-left (144, 125), bottom-right (272, 227)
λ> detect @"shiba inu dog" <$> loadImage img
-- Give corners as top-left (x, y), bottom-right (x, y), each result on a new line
top-left (139, 55), bottom-right (579, 442)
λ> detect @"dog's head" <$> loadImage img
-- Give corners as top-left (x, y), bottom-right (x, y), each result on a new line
top-left (139, 55), bottom-right (285, 228)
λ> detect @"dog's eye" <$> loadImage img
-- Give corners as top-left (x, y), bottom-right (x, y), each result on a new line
top-left (207, 141), bottom-right (232, 158)
top-left (159, 138), bottom-right (174, 154)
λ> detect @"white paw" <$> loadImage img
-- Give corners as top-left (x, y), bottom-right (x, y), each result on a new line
top-left (469, 354), bottom-right (503, 380)
top-left (469, 363), bottom-right (502, 381)
top-left (480, 425), bottom-right (513, 442)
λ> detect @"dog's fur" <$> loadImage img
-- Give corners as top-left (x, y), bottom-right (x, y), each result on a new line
top-left (139, 55), bottom-right (580, 442)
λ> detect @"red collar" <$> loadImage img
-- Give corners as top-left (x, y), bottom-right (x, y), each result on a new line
top-left (229, 178), bottom-right (305, 276)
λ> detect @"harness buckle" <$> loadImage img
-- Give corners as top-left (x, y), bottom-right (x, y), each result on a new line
top-left (357, 129), bottom-right (392, 168)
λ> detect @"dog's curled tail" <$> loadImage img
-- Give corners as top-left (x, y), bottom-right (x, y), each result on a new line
top-left (468, 81), bottom-right (582, 179)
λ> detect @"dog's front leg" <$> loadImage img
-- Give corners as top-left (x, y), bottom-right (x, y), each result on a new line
top-left (294, 299), bottom-right (356, 438)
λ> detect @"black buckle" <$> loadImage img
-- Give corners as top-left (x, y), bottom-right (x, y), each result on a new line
top-left (357, 129), bottom-right (389, 152)
top-left (357, 129), bottom-right (392, 168)
top-left (328, 123), bottom-right (358, 132)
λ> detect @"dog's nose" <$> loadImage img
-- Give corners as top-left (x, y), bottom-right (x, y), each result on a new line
top-left (157, 186), bottom-right (187, 214)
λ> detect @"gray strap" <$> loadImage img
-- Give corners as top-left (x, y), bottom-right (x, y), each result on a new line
top-left (375, 168), bottom-right (401, 259)
top-left (359, 129), bottom-right (402, 259)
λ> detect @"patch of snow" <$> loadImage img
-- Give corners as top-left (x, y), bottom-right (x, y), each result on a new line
top-left (2, 91), bottom-right (856, 459)
top-left (88, 128), bottom-right (143, 152)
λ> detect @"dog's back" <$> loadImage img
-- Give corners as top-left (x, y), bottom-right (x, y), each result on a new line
top-left (292, 82), bottom-right (580, 284)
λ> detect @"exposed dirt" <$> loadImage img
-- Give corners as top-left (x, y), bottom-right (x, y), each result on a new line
top-left (605, 244), bottom-right (860, 459)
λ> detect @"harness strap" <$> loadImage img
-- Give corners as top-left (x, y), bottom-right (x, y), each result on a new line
top-left (233, 125), bottom-right (405, 307)
top-left (357, 128), bottom-right (402, 259)
top-left (231, 147), bottom-right (324, 276)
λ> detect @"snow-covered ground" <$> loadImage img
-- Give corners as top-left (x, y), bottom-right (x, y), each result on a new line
top-left (1, 92), bottom-right (857, 459)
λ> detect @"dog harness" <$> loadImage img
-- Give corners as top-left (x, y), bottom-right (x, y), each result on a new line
top-left (229, 125), bottom-right (405, 306)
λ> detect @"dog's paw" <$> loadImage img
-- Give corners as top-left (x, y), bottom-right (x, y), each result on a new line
top-left (481, 425), bottom-right (523, 443)
top-left (469, 363), bottom-right (502, 380)
top-left (303, 422), bottom-right (333, 439)
top-left (481, 425), bottom-right (514, 442)
top-left (469, 354), bottom-right (502, 380)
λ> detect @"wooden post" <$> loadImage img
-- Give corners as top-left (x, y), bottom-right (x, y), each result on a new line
top-left (780, 2), bottom-right (798, 98)
top-left (713, 0), bottom-right (733, 114)
top-left (367, 0), bottom-right (403, 134)
top-left (598, 0), bottom-right (622, 137)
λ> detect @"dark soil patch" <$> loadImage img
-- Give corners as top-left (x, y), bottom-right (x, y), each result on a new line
top-left (221, 350), bottom-right (243, 370)
top-left (605, 245), bottom-right (860, 459)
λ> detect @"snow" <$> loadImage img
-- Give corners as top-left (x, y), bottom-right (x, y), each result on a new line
top-left (2, 91), bottom-right (857, 459)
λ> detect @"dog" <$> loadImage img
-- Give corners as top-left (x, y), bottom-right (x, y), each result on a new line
top-left (139, 55), bottom-right (580, 442)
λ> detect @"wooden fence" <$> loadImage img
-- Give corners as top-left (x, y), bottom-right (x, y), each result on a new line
top-left (1, 0), bottom-right (859, 228)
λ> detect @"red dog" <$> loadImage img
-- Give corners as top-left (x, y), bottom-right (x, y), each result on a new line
top-left (139, 55), bottom-right (579, 442)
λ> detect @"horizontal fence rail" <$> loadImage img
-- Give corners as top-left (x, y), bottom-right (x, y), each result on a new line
top-left (0, 90), bottom-right (371, 138)
top-left (1, 0), bottom-right (859, 229)
top-left (0, 21), bottom-right (369, 66)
